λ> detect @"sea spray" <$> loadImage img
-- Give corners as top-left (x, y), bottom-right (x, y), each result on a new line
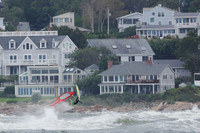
top-left (0, 106), bottom-right (200, 132)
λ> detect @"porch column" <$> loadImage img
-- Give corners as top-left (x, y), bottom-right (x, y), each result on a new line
top-left (100, 86), bottom-right (102, 94)
top-left (138, 85), bottom-right (140, 94)
top-left (121, 85), bottom-right (123, 93)
top-left (153, 84), bottom-right (155, 94)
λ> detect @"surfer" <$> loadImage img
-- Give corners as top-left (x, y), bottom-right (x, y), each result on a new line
top-left (70, 96), bottom-right (80, 105)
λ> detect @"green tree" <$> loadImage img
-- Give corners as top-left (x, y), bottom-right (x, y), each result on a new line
top-left (149, 39), bottom-right (178, 59)
top-left (69, 47), bottom-right (118, 71)
top-left (76, 73), bottom-right (101, 95)
top-left (176, 36), bottom-right (200, 74)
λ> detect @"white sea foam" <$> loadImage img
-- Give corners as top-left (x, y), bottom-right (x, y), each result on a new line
top-left (0, 105), bottom-right (199, 132)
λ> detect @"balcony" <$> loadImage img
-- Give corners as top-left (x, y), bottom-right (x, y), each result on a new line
top-left (125, 80), bottom-right (160, 84)
top-left (4, 59), bottom-right (58, 66)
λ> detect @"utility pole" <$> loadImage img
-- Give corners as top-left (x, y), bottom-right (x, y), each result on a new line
top-left (107, 8), bottom-right (110, 35)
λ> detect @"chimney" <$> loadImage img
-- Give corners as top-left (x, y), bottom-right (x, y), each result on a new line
top-left (146, 57), bottom-right (152, 65)
top-left (107, 60), bottom-right (113, 69)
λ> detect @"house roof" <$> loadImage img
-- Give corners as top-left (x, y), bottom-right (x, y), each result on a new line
top-left (0, 35), bottom-right (66, 50)
top-left (137, 25), bottom-right (175, 30)
top-left (116, 12), bottom-right (143, 19)
top-left (53, 12), bottom-right (74, 18)
top-left (99, 62), bottom-right (169, 75)
top-left (174, 12), bottom-right (200, 17)
top-left (153, 59), bottom-right (185, 68)
top-left (84, 64), bottom-right (99, 71)
top-left (87, 39), bottom-right (155, 56)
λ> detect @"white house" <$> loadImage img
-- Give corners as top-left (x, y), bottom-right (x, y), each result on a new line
top-left (118, 4), bottom-right (200, 39)
top-left (0, 17), bottom-right (5, 30)
top-left (15, 66), bottom-right (88, 97)
top-left (116, 12), bottom-right (143, 32)
top-left (136, 4), bottom-right (177, 39)
top-left (50, 12), bottom-right (91, 32)
top-left (0, 31), bottom-right (77, 75)
top-left (174, 12), bottom-right (200, 38)
top-left (87, 38), bottom-right (155, 62)
top-left (99, 62), bottom-right (175, 94)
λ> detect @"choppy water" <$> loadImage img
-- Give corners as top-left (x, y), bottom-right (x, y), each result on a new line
top-left (0, 105), bottom-right (200, 133)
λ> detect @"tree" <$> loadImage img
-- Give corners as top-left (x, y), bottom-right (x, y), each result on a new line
top-left (176, 36), bottom-right (200, 74)
top-left (76, 73), bottom-right (101, 95)
top-left (69, 47), bottom-right (118, 71)
top-left (149, 39), bottom-right (178, 59)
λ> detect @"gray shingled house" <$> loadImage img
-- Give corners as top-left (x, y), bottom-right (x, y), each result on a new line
top-left (99, 62), bottom-right (175, 94)
top-left (154, 59), bottom-right (191, 78)
top-left (87, 38), bottom-right (155, 62)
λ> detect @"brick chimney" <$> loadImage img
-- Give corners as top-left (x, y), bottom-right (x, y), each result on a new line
top-left (107, 60), bottom-right (113, 69)
top-left (146, 57), bottom-right (152, 65)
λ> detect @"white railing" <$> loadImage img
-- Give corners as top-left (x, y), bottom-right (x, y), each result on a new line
top-left (0, 31), bottom-right (58, 36)
top-left (4, 59), bottom-right (58, 66)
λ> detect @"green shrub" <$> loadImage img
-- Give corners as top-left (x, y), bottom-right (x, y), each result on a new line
top-left (31, 93), bottom-right (41, 103)
top-left (4, 86), bottom-right (15, 95)
top-left (6, 100), bottom-right (17, 104)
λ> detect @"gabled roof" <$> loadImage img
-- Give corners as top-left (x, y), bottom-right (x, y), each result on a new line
top-left (87, 39), bottom-right (155, 56)
top-left (116, 12), bottom-right (143, 19)
top-left (153, 59), bottom-right (185, 68)
top-left (0, 35), bottom-right (67, 50)
top-left (99, 62), bottom-right (169, 75)
top-left (174, 12), bottom-right (200, 17)
top-left (53, 12), bottom-right (74, 18)
top-left (84, 64), bottom-right (99, 71)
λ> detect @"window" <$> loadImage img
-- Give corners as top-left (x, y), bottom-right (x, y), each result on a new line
top-left (115, 76), bottom-right (118, 82)
top-left (176, 18), bottom-right (178, 23)
top-left (152, 12), bottom-right (155, 16)
top-left (179, 18), bottom-right (182, 23)
top-left (120, 76), bottom-right (123, 82)
top-left (169, 21), bottom-right (172, 25)
top-left (9, 41), bottom-right (15, 49)
top-left (70, 18), bottom-right (72, 23)
top-left (162, 12), bottom-right (164, 17)
top-left (142, 22), bottom-right (147, 25)
top-left (9, 55), bottom-right (17, 63)
top-left (142, 56), bottom-right (148, 61)
top-left (109, 76), bottom-right (114, 82)
top-left (24, 54), bottom-right (32, 61)
top-left (158, 12), bottom-right (161, 17)
top-left (123, 19), bottom-right (132, 24)
top-left (40, 39), bottom-right (47, 48)
top-left (163, 75), bottom-right (167, 79)
top-left (104, 76), bottom-right (107, 82)
top-left (38, 54), bottom-right (46, 63)
top-left (150, 17), bottom-right (154, 22)
top-left (23, 43), bottom-right (32, 50)
top-left (65, 18), bottom-right (69, 22)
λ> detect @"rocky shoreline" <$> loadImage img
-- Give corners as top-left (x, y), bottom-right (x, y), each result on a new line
top-left (0, 101), bottom-right (200, 116)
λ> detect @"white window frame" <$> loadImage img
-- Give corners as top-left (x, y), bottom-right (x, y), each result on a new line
top-left (9, 40), bottom-right (16, 49)
top-left (23, 43), bottom-right (32, 50)
top-left (9, 54), bottom-right (17, 63)
top-left (38, 54), bottom-right (47, 63)
top-left (24, 54), bottom-right (32, 62)
top-left (40, 39), bottom-right (47, 48)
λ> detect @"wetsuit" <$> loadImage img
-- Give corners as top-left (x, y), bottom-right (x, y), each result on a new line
top-left (73, 97), bottom-right (79, 105)
top-left (70, 97), bottom-right (79, 105)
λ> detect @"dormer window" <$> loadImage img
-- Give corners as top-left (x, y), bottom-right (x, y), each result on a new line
top-left (9, 39), bottom-right (16, 49)
top-left (40, 39), bottom-right (47, 48)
